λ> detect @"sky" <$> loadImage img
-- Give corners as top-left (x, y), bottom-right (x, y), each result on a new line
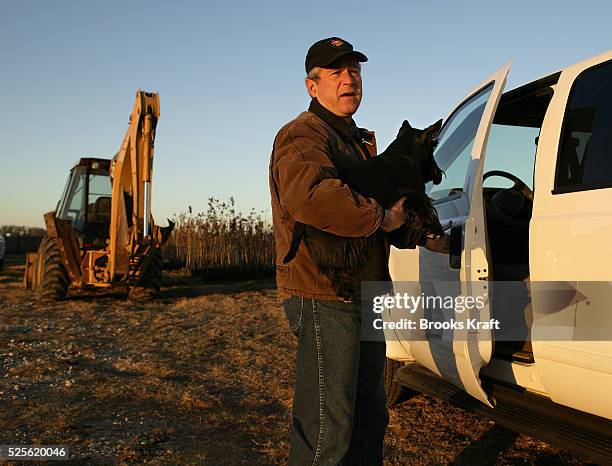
top-left (1, 0), bottom-right (610, 227)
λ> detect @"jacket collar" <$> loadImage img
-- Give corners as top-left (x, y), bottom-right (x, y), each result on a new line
top-left (308, 98), bottom-right (361, 144)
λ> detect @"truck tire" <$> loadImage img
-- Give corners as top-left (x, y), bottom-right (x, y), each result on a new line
top-left (128, 247), bottom-right (163, 300)
top-left (385, 357), bottom-right (416, 407)
top-left (37, 236), bottom-right (69, 301)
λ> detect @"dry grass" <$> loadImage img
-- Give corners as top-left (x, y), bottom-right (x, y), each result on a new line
top-left (0, 256), bottom-right (590, 465)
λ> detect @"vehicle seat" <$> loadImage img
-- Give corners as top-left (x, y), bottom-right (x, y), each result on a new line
top-left (89, 196), bottom-right (112, 223)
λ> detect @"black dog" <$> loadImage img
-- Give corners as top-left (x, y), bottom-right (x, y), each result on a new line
top-left (302, 119), bottom-right (445, 299)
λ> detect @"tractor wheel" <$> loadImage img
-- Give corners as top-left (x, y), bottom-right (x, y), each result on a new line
top-left (384, 357), bottom-right (417, 407)
top-left (128, 247), bottom-right (163, 300)
top-left (37, 236), bottom-right (69, 301)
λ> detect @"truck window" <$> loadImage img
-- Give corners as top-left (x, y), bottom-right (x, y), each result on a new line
top-left (484, 124), bottom-right (539, 190)
top-left (428, 83), bottom-right (493, 201)
top-left (555, 60), bottom-right (612, 192)
top-left (485, 80), bottom-right (556, 191)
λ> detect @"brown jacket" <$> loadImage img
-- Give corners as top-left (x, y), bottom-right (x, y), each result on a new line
top-left (269, 104), bottom-right (390, 300)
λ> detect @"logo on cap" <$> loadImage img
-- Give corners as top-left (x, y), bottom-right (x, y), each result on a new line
top-left (330, 39), bottom-right (344, 47)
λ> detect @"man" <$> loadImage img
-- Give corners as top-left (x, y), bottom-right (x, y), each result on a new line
top-left (269, 37), bottom-right (448, 465)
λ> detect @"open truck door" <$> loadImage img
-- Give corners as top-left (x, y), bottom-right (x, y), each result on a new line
top-left (388, 64), bottom-right (511, 407)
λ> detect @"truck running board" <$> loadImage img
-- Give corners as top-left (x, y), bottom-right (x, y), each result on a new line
top-left (395, 363), bottom-right (612, 463)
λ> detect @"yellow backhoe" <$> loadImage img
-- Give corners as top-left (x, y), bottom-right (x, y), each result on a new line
top-left (24, 90), bottom-right (173, 300)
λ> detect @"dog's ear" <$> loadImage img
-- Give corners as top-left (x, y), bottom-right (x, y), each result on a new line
top-left (396, 120), bottom-right (414, 138)
top-left (424, 119), bottom-right (443, 139)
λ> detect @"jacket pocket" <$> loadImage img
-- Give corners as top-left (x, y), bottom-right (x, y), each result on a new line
top-left (315, 270), bottom-right (332, 287)
top-left (283, 296), bottom-right (304, 336)
top-left (276, 264), bottom-right (291, 290)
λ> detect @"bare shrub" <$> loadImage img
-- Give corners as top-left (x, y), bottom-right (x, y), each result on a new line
top-left (162, 198), bottom-right (274, 277)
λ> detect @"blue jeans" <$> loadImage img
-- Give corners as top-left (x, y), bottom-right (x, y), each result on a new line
top-left (283, 296), bottom-right (389, 466)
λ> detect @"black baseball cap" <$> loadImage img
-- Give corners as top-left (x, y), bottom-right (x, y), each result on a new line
top-left (305, 37), bottom-right (368, 74)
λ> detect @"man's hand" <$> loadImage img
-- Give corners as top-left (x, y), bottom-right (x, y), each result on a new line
top-left (424, 234), bottom-right (450, 254)
top-left (381, 197), bottom-right (407, 232)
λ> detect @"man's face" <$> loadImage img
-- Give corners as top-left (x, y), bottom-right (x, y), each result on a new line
top-left (306, 58), bottom-right (362, 119)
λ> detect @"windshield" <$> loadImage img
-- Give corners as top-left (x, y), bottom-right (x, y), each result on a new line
top-left (428, 83), bottom-right (494, 200)
top-left (57, 166), bottom-right (88, 231)
top-left (56, 165), bottom-right (111, 231)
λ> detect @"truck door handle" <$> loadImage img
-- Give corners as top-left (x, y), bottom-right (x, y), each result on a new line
top-left (449, 225), bottom-right (462, 269)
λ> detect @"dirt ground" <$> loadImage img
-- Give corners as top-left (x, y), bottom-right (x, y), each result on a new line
top-left (0, 256), bottom-right (591, 465)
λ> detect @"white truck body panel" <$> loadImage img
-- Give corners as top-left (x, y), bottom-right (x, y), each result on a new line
top-left (530, 50), bottom-right (612, 420)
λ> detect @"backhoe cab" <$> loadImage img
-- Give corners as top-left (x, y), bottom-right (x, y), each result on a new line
top-left (24, 90), bottom-right (173, 300)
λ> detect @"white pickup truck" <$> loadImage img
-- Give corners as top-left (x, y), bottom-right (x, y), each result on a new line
top-left (383, 51), bottom-right (612, 463)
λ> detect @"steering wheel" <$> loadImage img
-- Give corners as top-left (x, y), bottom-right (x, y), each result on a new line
top-left (483, 170), bottom-right (533, 229)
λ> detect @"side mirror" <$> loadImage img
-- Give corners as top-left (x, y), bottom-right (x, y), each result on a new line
top-left (449, 225), bottom-right (462, 269)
